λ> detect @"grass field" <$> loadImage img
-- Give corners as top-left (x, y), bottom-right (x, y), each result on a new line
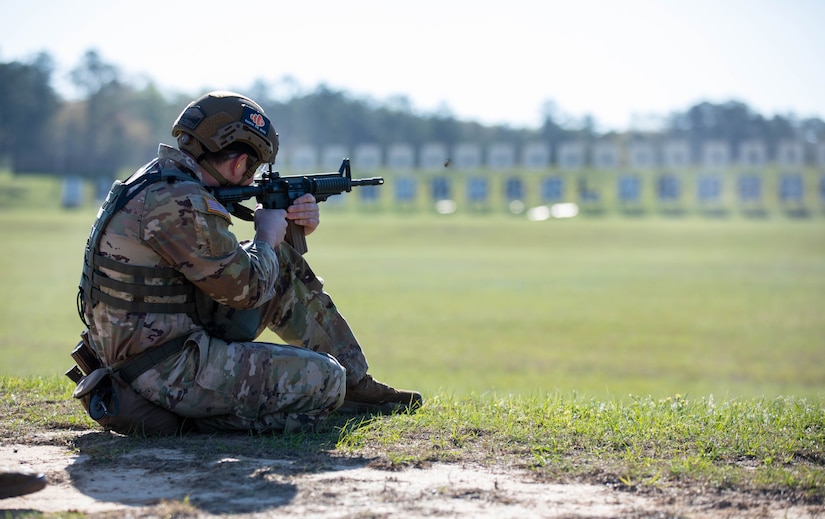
top-left (1, 171), bottom-right (823, 507)
top-left (1, 171), bottom-right (823, 402)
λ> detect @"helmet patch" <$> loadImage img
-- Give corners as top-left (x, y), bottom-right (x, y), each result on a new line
top-left (177, 106), bottom-right (205, 130)
top-left (241, 106), bottom-right (271, 137)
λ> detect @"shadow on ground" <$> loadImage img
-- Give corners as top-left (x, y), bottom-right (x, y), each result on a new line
top-left (65, 416), bottom-right (374, 515)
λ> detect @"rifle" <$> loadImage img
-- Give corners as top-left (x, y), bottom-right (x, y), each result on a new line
top-left (211, 158), bottom-right (383, 254)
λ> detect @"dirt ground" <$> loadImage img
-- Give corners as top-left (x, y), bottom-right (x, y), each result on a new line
top-left (1, 432), bottom-right (822, 519)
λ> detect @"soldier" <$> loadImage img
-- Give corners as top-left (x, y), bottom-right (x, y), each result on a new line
top-left (75, 91), bottom-right (421, 433)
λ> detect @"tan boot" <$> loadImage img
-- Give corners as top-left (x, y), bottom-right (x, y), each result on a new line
top-left (337, 374), bottom-right (422, 415)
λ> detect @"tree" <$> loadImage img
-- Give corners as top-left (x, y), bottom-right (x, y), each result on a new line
top-left (69, 50), bottom-right (119, 97)
top-left (62, 49), bottom-right (130, 176)
top-left (0, 53), bottom-right (60, 172)
top-left (126, 82), bottom-right (182, 160)
top-left (665, 101), bottom-right (799, 160)
top-left (539, 100), bottom-right (568, 147)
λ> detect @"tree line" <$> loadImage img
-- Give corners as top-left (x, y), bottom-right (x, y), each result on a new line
top-left (2, 49), bottom-right (824, 178)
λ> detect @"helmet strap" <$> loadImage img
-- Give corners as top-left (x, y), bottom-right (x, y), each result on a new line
top-left (199, 159), bottom-right (233, 186)
top-left (239, 161), bottom-right (261, 184)
top-left (179, 134), bottom-right (259, 187)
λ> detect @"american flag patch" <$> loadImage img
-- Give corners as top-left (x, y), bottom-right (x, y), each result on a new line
top-left (204, 197), bottom-right (232, 222)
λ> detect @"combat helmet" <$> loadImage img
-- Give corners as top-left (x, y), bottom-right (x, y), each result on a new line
top-left (172, 91), bottom-right (279, 185)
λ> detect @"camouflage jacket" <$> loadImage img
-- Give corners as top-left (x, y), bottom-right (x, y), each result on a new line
top-left (84, 144), bottom-right (279, 365)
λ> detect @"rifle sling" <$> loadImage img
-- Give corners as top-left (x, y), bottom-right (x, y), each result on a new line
top-left (229, 203), bottom-right (255, 221)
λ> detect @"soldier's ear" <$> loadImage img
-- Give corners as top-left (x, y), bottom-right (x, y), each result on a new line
top-left (234, 154), bottom-right (246, 170)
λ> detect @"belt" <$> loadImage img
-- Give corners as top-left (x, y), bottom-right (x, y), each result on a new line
top-left (118, 335), bottom-right (189, 384)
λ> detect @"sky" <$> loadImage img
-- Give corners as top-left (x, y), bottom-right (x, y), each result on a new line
top-left (2, 0), bottom-right (824, 131)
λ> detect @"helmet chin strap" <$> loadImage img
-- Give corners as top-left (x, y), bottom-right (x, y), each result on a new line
top-left (183, 135), bottom-right (260, 186)
top-left (178, 136), bottom-right (233, 187)
top-left (239, 161), bottom-right (260, 184)
top-left (200, 158), bottom-right (260, 186)
top-left (199, 159), bottom-right (233, 186)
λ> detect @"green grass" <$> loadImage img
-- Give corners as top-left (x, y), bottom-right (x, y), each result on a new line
top-left (2, 376), bottom-right (823, 502)
top-left (341, 392), bottom-right (825, 499)
top-left (306, 213), bottom-right (825, 400)
top-left (1, 172), bottom-right (823, 504)
top-left (1, 171), bottom-right (824, 401)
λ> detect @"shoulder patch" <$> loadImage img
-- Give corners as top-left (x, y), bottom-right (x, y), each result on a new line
top-left (204, 196), bottom-right (232, 222)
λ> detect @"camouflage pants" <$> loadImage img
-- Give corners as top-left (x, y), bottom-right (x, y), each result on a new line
top-left (132, 244), bottom-right (369, 433)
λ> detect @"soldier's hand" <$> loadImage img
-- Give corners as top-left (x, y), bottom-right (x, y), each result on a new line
top-left (253, 206), bottom-right (288, 248)
top-left (287, 193), bottom-right (320, 236)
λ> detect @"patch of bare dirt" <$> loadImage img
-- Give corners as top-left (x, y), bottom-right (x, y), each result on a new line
top-left (1, 433), bottom-right (822, 518)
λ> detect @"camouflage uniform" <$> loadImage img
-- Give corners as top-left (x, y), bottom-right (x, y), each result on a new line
top-left (86, 144), bottom-right (369, 432)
